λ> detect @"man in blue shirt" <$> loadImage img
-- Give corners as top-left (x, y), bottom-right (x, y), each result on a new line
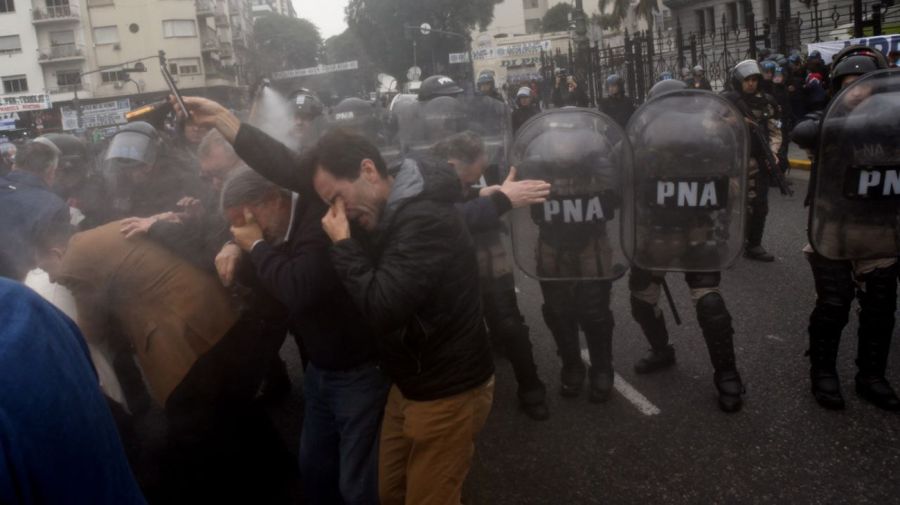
top-left (0, 278), bottom-right (145, 504)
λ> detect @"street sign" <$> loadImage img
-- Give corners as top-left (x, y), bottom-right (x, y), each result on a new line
top-left (272, 60), bottom-right (359, 80)
top-left (0, 94), bottom-right (52, 114)
top-left (449, 52), bottom-right (471, 64)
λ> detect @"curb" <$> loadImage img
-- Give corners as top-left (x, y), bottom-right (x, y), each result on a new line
top-left (789, 158), bottom-right (811, 171)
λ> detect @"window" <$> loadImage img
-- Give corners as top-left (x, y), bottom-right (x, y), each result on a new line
top-left (522, 0), bottom-right (539, 8)
top-left (86, 0), bottom-right (114, 6)
top-left (727, 3), bottom-right (738, 31)
top-left (100, 69), bottom-right (127, 82)
top-left (2, 75), bottom-right (28, 93)
top-left (765, 0), bottom-right (777, 23)
top-left (0, 35), bottom-right (21, 54)
top-left (525, 18), bottom-right (541, 34)
top-left (50, 30), bottom-right (75, 46)
top-left (695, 9), bottom-right (706, 38)
top-left (168, 58), bottom-right (201, 75)
top-left (0, 0), bottom-right (14, 13)
top-left (706, 7), bottom-right (715, 34)
top-left (163, 19), bottom-right (197, 38)
top-left (93, 25), bottom-right (119, 45)
top-left (57, 69), bottom-right (81, 86)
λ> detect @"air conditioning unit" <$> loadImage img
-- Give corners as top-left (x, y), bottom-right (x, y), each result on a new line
top-left (113, 81), bottom-right (123, 89)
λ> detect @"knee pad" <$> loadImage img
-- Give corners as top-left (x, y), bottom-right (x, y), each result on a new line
top-left (696, 292), bottom-right (733, 335)
top-left (858, 264), bottom-right (898, 315)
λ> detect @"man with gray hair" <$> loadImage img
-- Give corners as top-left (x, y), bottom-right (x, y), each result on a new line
top-left (0, 139), bottom-right (70, 280)
top-left (220, 167), bottom-right (387, 504)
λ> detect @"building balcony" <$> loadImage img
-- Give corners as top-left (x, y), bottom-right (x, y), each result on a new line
top-left (38, 43), bottom-right (86, 63)
top-left (32, 3), bottom-right (81, 24)
top-left (196, 0), bottom-right (215, 16)
top-left (201, 34), bottom-right (221, 53)
top-left (215, 14), bottom-right (229, 26)
top-left (219, 42), bottom-right (233, 58)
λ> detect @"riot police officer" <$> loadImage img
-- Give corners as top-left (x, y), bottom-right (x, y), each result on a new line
top-left (288, 88), bottom-right (327, 150)
top-left (792, 45), bottom-right (900, 411)
top-left (722, 60), bottom-right (783, 262)
top-left (511, 109), bottom-right (628, 403)
top-left (623, 81), bottom-right (748, 412)
top-left (434, 131), bottom-right (551, 420)
top-left (597, 74), bottom-right (636, 128)
top-left (418, 74), bottom-right (465, 101)
top-left (477, 70), bottom-right (504, 102)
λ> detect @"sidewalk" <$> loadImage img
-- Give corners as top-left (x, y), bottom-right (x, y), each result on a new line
top-left (788, 141), bottom-right (811, 170)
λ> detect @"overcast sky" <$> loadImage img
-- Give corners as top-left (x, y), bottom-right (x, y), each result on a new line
top-left (292, 0), bottom-right (350, 39)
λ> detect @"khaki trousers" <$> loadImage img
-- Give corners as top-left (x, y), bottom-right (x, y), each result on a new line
top-left (379, 377), bottom-right (495, 505)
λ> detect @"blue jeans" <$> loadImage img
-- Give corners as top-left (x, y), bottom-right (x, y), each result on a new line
top-left (299, 362), bottom-right (390, 505)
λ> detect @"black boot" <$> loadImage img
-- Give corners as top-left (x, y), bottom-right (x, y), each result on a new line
top-left (807, 311), bottom-right (846, 410)
top-left (630, 295), bottom-right (676, 373)
top-left (806, 254), bottom-right (855, 410)
top-left (542, 302), bottom-right (585, 398)
top-left (493, 309), bottom-right (548, 420)
top-left (696, 293), bottom-right (743, 412)
top-left (714, 369), bottom-right (745, 413)
top-left (588, 366), bottom-right (614, 403)
top-left (745, 192), bottom-right (772, 262)
top-left (855, 265), bottom-right (900, 411)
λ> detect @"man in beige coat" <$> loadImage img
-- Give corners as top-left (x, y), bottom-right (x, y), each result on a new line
top-left (39, 220), bottom-right (292, 504)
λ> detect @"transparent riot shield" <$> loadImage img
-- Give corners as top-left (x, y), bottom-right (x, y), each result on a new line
top-left (390, 94), bottom-right (423, 157)
top-left (463, 95), bottom-right (511, 181)
top-left (810, 69), bottom-right (900, 260)
top-left (623, 90), bottom-right (748, 272)
top-left (328, 98), bottom-right (398, 164)
top-left (508, 108), bottom-right (630, 281)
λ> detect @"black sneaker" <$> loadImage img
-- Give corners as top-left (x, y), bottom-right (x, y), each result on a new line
top-left (588, 367), bottom-right (614, 404)
top-left (634, 345), bottom-right (676, 375)
top-left (559, 362), bottom-right (586, 398)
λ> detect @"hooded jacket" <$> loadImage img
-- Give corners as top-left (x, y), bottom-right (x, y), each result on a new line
top-left (329, 157), bottom-right (495, 401)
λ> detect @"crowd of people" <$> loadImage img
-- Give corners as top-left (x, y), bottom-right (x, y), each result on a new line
top-left (1, 43), bottom-right (898, 505)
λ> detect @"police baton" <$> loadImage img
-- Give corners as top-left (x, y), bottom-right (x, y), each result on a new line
top-left (661, 279), bottom-right (682, 326)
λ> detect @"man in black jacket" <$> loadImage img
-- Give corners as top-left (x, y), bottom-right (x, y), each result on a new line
top-left (177, 97), bottom-right (388, 504)
top-left (313, 130), bottom-right (495, 505)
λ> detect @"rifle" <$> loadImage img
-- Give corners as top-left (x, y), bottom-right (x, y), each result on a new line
top-left (733, 100), bottom-right (794, 197)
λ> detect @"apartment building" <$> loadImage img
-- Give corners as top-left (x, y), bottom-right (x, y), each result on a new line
top-left (0, 0), bottom-right (256, 135)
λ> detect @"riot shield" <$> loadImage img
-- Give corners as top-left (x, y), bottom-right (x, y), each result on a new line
top-left (463, 95), bottom-right (511, 180)
top-left (810, 69), bottom-right (900, 260)
top-left (623, 90), bottom-right (748, 272)
top-left (389, 93), bottom-right (421, 157)
top-left (328, 97), bottom-right (398, 164)
top-left (508, 108), bottom-right (630, 281)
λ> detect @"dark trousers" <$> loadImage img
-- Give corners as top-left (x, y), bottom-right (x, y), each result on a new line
top-left (162, 318), bottom-right (294, 505)
top-left (540, 280), bottom-right (614, 372)
top-left (746, 167), bottom-right (770, 248)
top-left (482, 276), bottom-right (544, 394)
top-left (299, 362), bottom-right (390, 505)
top-left (806, 252), bottom-right (897, 377)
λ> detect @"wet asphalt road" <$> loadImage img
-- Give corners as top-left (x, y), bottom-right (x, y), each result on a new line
top-left (251, 174), bottom-right (899, 504)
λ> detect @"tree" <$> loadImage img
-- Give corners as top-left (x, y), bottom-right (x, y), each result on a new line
top-left (321, 30), bottom-right (378, 99)
top-left (252, 13), bottom-right (323, 77)
top-left (346, 0), bottom-right (502, 81)
top-left (597, 0), bottom-right (658, 31)
top-left (541, 3), bottom-right (573, 33)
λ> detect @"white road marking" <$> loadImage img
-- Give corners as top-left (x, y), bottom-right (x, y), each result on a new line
top-left (514, 286), bottom-right (521, 294)
top-left (581, 349), bottom-right (662, 416)
top-left (765, 334), bottom-right (784, 342)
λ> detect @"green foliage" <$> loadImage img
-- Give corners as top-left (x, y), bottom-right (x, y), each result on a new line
top-left (252, 13), bottom-right (323, 76)
top-left (322, 30), bottom-right (378, 98)
top-left (346, 0), bottom-right (502, 80)
top-left (541, 3), bottom-right (573, 33)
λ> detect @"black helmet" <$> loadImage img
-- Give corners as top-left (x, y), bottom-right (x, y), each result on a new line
top-left (829, 44), bottom-right (889, 93)
top-left (730, 59), bottom-right (762, 91)
top-left (288, 88), bottom-right (324, 120)
top-left (105, 121), bottom-right (159, 167)
top-left (40, 133), bottom-right (87, 162)
top-left (418, 75), bottom-right (464, 101)
top-left (647, 79), bottom-right (687, 100)
top-left (330, 97), bottom-right (380, 138)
